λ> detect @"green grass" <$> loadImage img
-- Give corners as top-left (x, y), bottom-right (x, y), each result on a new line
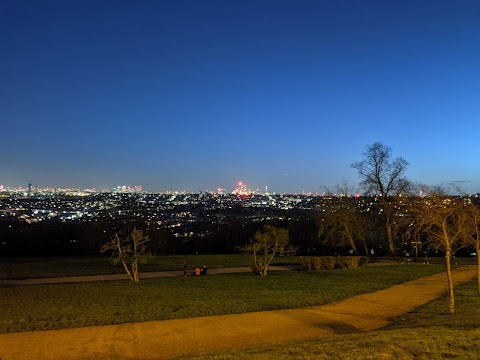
top-left (376, 255), bottom-right (476, 266)
top-left (0, 265), bottom-right (445, 333)
top-left (2, 254), bottom-right (474, 280)
top-left (386, 277), bottom-right (480, 331)
top-left (186, 328), bottom-right (480, 360)
top-left (0, 254), bottom-right (301, 279)
top-left (183, 280), bottom-right (480, 360)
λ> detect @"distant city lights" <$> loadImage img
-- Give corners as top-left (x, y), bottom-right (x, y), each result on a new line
top-left (232, 181), bottom-right (251, 196)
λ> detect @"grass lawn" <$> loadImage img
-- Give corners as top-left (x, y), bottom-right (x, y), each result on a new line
top-left (0, 265), bottom-right (446, 333)
top-left (0, 254), bottom-right (300, 279)
top-left (184, 279), bottom-right (480, 360)
top-left (2, 255), bottom-right (475, 280)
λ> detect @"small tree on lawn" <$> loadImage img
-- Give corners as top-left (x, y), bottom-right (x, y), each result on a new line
top-left (243, 225), bottom-right (290, 276)
top-left (464, 202), bottom-right (480, 296)
top-left (411, 195), bottom-right (468, 314)
top-left (100, 227), bottom-right (152, 283)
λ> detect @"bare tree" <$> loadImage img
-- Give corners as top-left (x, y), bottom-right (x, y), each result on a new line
top-left (352, 142), bottom-right (410, 254)
top-left (100, 227), bottom-right (152, 283)
top-left (464, 202), bottom-right (480, 296)
top-left (321, 178), bottom-right (359, 197)
top-left (317, 204), bottom-right (369, 255)
top-left (241, 225), bottom-right (290, 276)
top-left (411, 195), bottom-right (469, 314)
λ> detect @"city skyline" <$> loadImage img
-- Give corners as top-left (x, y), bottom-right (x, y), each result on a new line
top-left (2, 1), bottom-right (479, 194)
top-left (2, 176), bottom-right (480, 196)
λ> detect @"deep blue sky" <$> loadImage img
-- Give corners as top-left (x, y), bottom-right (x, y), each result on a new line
top-left (1, 0), bottom-right (479, 193)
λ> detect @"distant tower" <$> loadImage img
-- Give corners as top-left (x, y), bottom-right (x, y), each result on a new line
top-left (265, 186), bottom-right (268, 195)
top-left (28, 183), bottom-right (32, 195)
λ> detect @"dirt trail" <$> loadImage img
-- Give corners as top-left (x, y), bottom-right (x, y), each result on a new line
top-left (0, 266), bottom-right (476, 360)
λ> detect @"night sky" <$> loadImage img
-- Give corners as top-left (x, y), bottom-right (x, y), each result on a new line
top-left (1, 0), bottom-right (479, 193)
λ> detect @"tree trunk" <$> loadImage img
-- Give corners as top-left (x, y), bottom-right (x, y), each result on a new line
top-left (133, 243), bottom-right (139, 283)
top-left (445, 249), bottom-right (455, 314)
top-left (120, 259), bottom-right (134, 282)
top-left (133, 259), bottom-right (139, 283)
top-left (347, 234), bottom-right (357, 255)
top-left (477, 244), bottom-right (480, 297)
top-left (361, 238), bottom-right (369, 256)
top-left (383, 203), bottom-right (395, 256)
top-left (261, 253), bottom-right (270, 276)
top-left (386, 221), bottom-right (394, 255)
top-left (474, 212), bottom-right (479, 297)
top-left (116, 236), bottom-right (134, 282)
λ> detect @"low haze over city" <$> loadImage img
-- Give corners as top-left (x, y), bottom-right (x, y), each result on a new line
top-left (1, 0), bottom-right (479, 193)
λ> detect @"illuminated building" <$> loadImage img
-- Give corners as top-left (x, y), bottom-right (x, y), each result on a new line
top-left (232, 181), bottom-right (251, 196)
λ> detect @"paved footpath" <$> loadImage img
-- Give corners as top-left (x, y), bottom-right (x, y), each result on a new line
top-left (1, 261), bottom-right (400, 286)
top-left (1, 265), bottom-right (299, 286)
top-left (0, 266), bottom-right (476, 360)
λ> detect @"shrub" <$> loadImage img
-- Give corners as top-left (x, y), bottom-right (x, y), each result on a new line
top-left (341, 257), bottom-right (358, 269)
top-left (300, 256), bottom-right (313, 271)
top-left (323, 256), bottom-right (337, 270)
top-left (312, 257), bottom-right (322, 270)
top-left (359, 256), bottom-right (369, 267)
top-left (302, 256), bottom-right (368, 271)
